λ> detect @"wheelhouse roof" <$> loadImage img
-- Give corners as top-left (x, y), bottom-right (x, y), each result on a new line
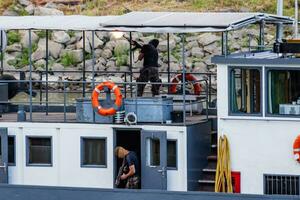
top-left (0, 15), bottom-right (116, 31)
top-left (0, 12), bottom-right (293, 32)
top-left (101, 11), bottom-right (294, 33)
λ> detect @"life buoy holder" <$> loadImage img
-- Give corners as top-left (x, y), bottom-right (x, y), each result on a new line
top-left (91, 81), bottom-right (122, 116)
top-left (170, 73), bottom-right (202, 95)
top-left (293, 135), bottom-right (300, 162)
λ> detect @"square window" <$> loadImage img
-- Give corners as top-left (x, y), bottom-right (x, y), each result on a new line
top-left (81, 138), bottom-right (106, 167)
top-left (27, 137), bottom-right (52, 165)
top-left (229, 68), bottom-right (261, 115)
top-left (267, 70), bottom-right (300, 116)
top-left (167, 140), bottom-right (177, 169)
top-left (8, 136), bottom-right (15, 165)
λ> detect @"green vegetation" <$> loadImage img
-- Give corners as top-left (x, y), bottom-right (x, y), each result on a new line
top-left (36, 31), bottom-right (47, 39)
top-left (114, 43), bottom-right (129, 67)
top-left (60, 53), bottom-right (77, 67)
top-left (8, 43), bottom-right (38, 69)
top-left (7, 31), bottom-right (21, 45)
top-left (8, 4), bottom-right (28, 16)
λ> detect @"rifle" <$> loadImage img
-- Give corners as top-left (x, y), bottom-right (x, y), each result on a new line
top-left (123, 35), bottom-right (143, 51)
top-left (115, 158), bottom-right (126, 187)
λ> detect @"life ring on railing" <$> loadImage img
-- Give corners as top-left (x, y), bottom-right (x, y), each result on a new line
top-left (91, 81), bottom-right (122, 116)
top-left (170, 74), bottom-right (202, 95)
top-left (293, 135), bottom-right (300, 162)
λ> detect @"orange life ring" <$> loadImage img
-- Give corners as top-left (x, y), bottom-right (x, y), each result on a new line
top-left (91, 81), bottom-right (122, 116)
top-left (293, 135), bottom-right (300, 162)
top-left (170, 74), bottom-right (202, 95)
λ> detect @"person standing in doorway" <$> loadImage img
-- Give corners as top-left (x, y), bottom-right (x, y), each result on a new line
top-left (114, 146), bottom-right (140, 189)
top-left (134, 39), bottom-right (161, 97)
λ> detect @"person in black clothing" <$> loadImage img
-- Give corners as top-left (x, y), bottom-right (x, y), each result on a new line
top-left (114, 146), bottom-right (140, 189)
top-left (134, 39), bottom-right (161, 96)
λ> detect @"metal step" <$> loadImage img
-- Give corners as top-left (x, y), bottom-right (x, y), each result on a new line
top-left (198, 180), bottom-right (215, 184)
top-left (202, 168), bottom-right (216, 173)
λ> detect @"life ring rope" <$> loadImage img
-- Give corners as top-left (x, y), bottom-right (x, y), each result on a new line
top-left (91, 81), bottom-right (122, 116)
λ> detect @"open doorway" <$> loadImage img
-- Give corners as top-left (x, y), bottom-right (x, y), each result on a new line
top-left (114, 129), bottom-right (141, 189)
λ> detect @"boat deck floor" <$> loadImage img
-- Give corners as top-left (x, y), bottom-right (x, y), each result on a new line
top-left (0, 112), bottom-right (214, 126)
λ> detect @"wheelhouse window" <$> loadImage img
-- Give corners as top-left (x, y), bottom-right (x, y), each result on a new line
top-left (8, 136), bottom-right (15, 165)
top-left (81, 138), bottom-right (106, 167)
top-left (229, 68), bottom-right (261, 115)
top-left (27, 137), bottom-right (52, 165)
top-left (268, 70), bottom-right (300, 116)
top-left (167, 140), bottom-right (177, 169)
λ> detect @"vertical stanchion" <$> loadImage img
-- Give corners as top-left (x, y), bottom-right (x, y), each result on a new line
top-left (92, 31), bottom-right (96, 123)
top-left (167, 33), bottom-right (170, 93)
top-left (129, 32), bottom-right (133, 97)
top-left (0, 31), bottom-right (3, 75)
top-left (29, 30), bottom-right (33, 121)
top-left (181, 34), bottom-right (186, 125)
top-left (39, 72), bottom-right (42, 105)
top-left (259, 20), bottom-right (265, 51)
top-left (63, 81), bottom-right (66, 122)
top-left (46, 30), bottom-right (49, 115)
top-left (82, 31), bottom-right (86, 97)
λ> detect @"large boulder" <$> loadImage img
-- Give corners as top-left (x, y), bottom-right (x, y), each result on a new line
top-left (34, 6), bottom-right (64, 16)
top-left (32, 47), bottom-right (46, 62)
top-left (20, 31), bottom-right (39, 48)
top-left (25, 4), bottom-right (35, 15)
top-left (61, 49), bottom-right (84, 63)
top-left (191, 47), bottom-right (204, 58)
top-left (49, 40), bottom-right (64, 59)
top-left (198, 33), bottom-right (219, 46)
top-left (18, 0), bottom-right (31, 6)
top-left (76, 38), bottom-right (91, 53)
top-left (52, 31), bottom-right (70, 44)
top-left (6, 43), bottom-right (22, 52)
top-left (158, 39), bottom-right (176, 52)
top-left (101, 49), bottom-right (112, 59)
top-left (86, 31), bottom-right (104, 49)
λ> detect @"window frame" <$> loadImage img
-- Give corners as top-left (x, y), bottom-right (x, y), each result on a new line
top-left (80, 137), bottom-right (107, 168)
top-left (167, 139), bottom-right (178, 170)
top-left (8, 135), bottom-right (16, 166)
top-left (265, 67), bottom-right (300, 118)
top-left (26, 136), bottom-right (53, 167)
top-left (228, 66), bottom-right (263, 117)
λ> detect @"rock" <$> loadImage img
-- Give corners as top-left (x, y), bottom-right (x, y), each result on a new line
top-left (42, 75), bottom-right (62, 88)
top-left (193, 62), bottom-right (207, 73)
top-left (104, 41), bottom-right (116, 51)
top-left (114, 40), bottom-right (130, 52)
top-left (52, 31), bottom-right (70, 44)
top-left (106, 60), bottom-right (116, 69)
top-left (61, 49), bottom-right (83, 63)
top-left (108, 76), bottom-right (123, 84)
top-left (6, 43), bottom-right (22, 52)
top-left (3, 10), bottom-right (19, 16)
top-left (20, 31), bottom-right (39, 48)
top-left (49, 40), bottom-right (64, 59)
top-left (66, 37), bottom-right (77, 45)
top-left (101, 49), bottom-right (112, 59)
top-left (170, 62), bottom-right (181, 71)
top-left (158, 39), bottom-right (176, 52)
top-left (186, 35), bottom-right (199, 42)
top-left (34, 59), bottom-right (46, 69)
top-left (76, 38), bottom-right (91, 53)
top-left (119, 66), bottom-right (129, 72)
top-left (95, 32), bottom-right (109, 40)
top-left (25, 4), bottom-right (35, 15)
top-left (18, 0), bottom-right (31, 6)
top-left (198, 33), bottom-right (219, 46)
top-left (66, 44), bottom-right (76, 50)
top-left (44, 2), bottom-right (58, 9)
top-left (32, 48), bottom-right (46, 61)
top-left (191, 47), bottom-right (204, 58)
top-left (94, 49), bottom-right (103, 58)
top-left (77, 59), bottom-right (93, 70)
top-left (97, 57), bottom-right (107, 66)
top-left (204, 43), bottom-right (219, 54)
top-left (86, 32), bottom-right (104, 48)
top-left (9, 52), bottom-right (22, 58)
top-left (51, 63), bottom-right (65, 71)
top-left (162, 55), bottom-right (178, 63)
top-left (34, 6), bottom-right (64, 16)
top-left (186, 41), bottom-right (199, 50)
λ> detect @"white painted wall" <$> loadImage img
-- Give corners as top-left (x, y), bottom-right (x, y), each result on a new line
top-left (3, 122), bottom-right (187, 191)
top-left (217, 64), bottom-right (300, 195)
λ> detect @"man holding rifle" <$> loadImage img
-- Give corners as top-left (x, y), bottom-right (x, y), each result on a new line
top-left (114, 146), bottom-right (140, 189)
top-left (131, 39), bottom-right (162, 97)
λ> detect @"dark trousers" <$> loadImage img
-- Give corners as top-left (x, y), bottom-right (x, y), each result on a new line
top-left (137, 67), bottom-right (161, 96)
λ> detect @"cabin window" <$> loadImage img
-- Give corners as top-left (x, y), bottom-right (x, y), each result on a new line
top-left (229, 67), bottom-right (261, 115)
top-left (8, 136), bottom-right (15, 165)
top-left (27, 137), bottom-right (52, 166)
top-left (264, 174), bottom-right (299, 195)
top-left (81, 138), bottom-right (106, 167)
top-left (267, 70), bottom-right (300, 116)
top-left (167, 140), bottom-right (177, 169)
top-left (146, 138), bottom-right (160, 166)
